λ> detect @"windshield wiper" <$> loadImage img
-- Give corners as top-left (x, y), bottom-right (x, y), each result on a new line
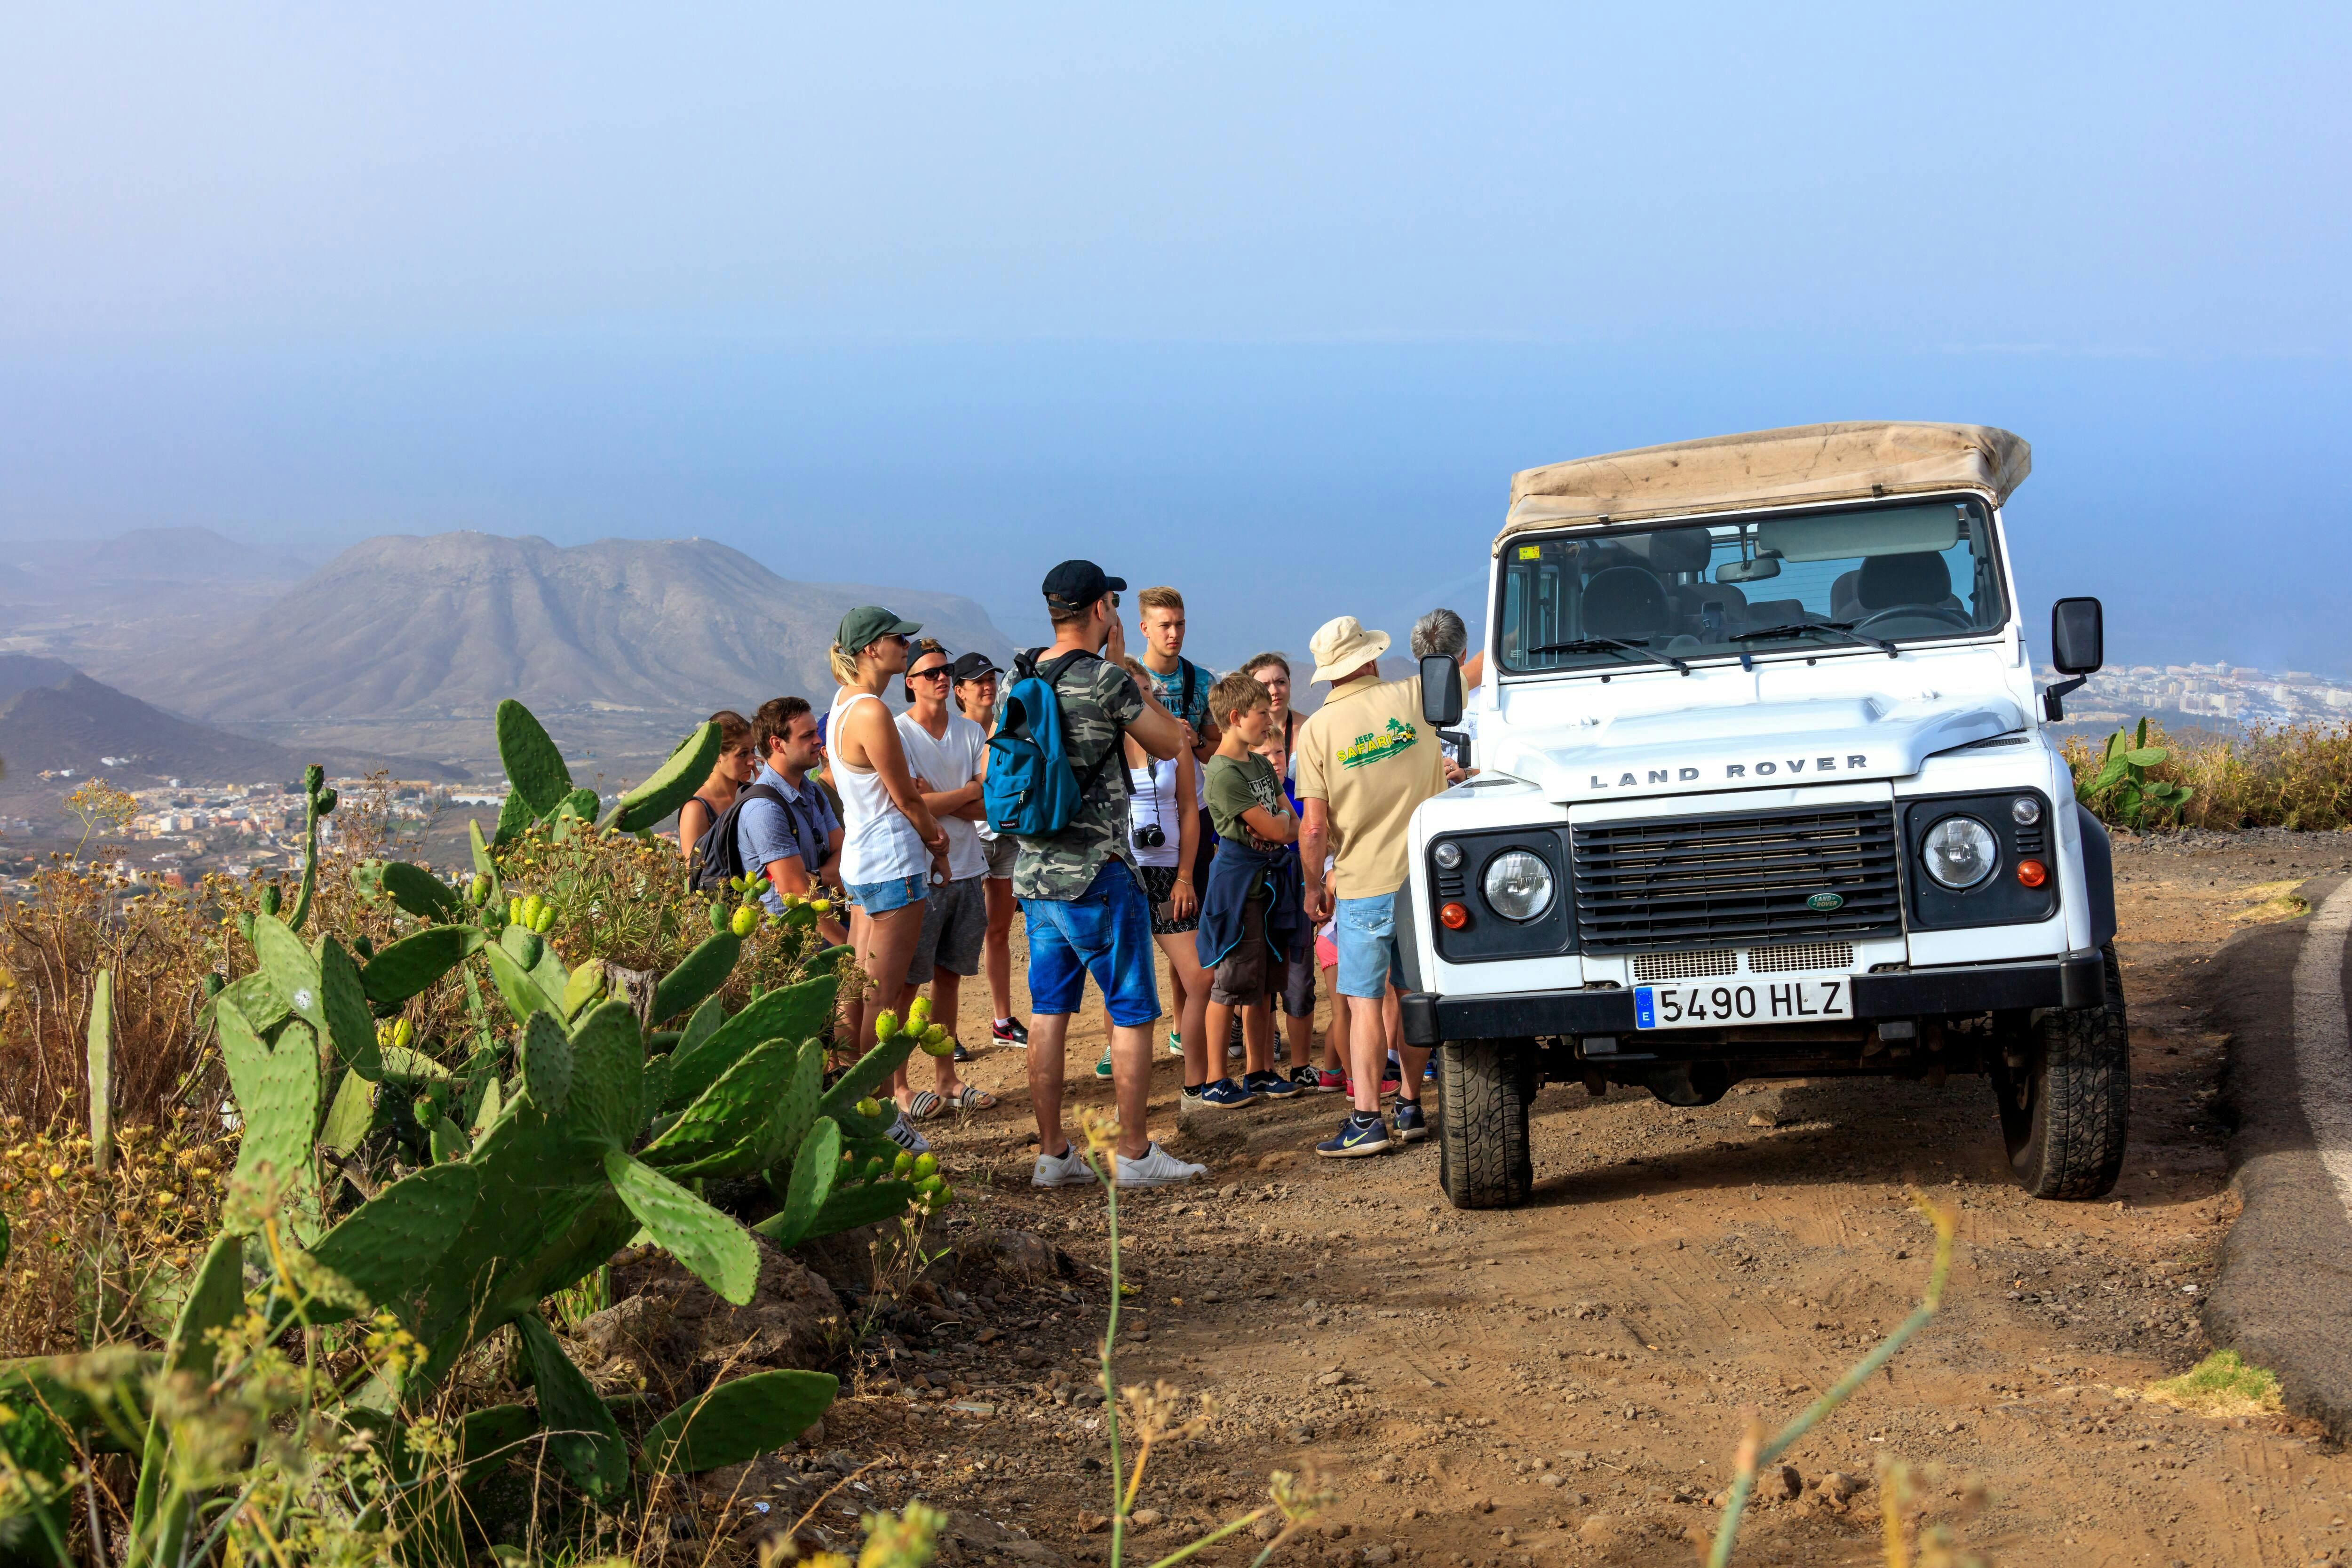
top-left (1729, 620), bottom-right (1899, 659)
top-left (1525, 637), bottom-right (1691, 676)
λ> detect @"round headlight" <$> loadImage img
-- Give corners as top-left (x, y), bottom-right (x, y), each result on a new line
top-left (1482, 851), bottom-right (1554, 922)
top-left (1432, 842), bottom-right (1463, 870)
top-left (1922, 816), bottom-right (1999, 890)
top-left (2010, 796), bottom-right (2042, 826)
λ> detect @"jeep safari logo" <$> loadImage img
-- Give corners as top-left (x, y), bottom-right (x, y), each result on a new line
top-left (1586, 754), bottom-right (1869, 789)
top-left (1805, 892), bottom-right (1846, 911)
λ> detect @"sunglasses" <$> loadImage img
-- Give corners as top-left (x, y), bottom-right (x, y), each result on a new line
top-left (910, 665), bottom-right (952, 682)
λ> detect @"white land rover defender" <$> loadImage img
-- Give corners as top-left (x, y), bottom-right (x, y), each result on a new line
top-left (1402, 422), bottom-right (2126, 1210)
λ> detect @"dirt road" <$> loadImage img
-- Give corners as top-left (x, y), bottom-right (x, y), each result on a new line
top-left (756, 832), bottom-right (2352, 1568)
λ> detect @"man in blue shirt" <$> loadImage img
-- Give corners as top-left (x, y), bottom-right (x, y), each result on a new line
top-left (739, 696), bottom-right (848, 947)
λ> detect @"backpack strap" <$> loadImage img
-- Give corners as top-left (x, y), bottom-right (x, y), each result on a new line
top-left (1037, 649), bottom-right (1127, 795)
top-left (1179, 658), bottom-right (1198, 722)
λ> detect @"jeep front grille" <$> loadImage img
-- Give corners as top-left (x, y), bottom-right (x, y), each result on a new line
top-left (1569, 805), bottom-right (1901, 952)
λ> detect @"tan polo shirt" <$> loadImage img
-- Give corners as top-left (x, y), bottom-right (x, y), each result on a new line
top-left (1295, 672), bottom-right (1447, 899)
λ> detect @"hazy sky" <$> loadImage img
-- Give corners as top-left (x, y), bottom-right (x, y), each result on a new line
top-left (3, 4), bottom-right (2346, 673)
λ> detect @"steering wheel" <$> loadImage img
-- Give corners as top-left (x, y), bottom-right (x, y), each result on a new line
top-left (1852, 604), bottom-right (1973, 634)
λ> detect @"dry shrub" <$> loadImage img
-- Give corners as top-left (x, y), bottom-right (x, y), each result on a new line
top-left (2065, 719), bottom-right (2352, 832)
top-left (0, 860), bottom-right (227, 1134)
top-left (0, 1112), bottom-right (235, 1358)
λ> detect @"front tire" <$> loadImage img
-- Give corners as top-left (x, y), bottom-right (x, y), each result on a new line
top-left (1992, 944), bottom-right (2130, 1199)
top-left (1437, 1039), bottom-right (1534, 1209)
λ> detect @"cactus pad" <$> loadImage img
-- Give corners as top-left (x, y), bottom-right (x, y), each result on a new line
top-left (802, 1178), bottom-right (919, 1242)
top-left (303, 1164), bottom-right (484, 1325)
top-left (497, 698), bottom-right (574, 819)
top-left (603, 1149), bottom-right (760, 1305)
top-left (520, 1010), bottom-right (574, 1113)
top-left (218, 1001), bottom-right (318, 1223)
top-left (675, 991), bottom-right (726, 1060)
top-left (616, 721), bottom-right (725, 834)
top-left (516, 1310), bottom-right (628, 1499)
top-left (815, 1031), bottom-right (919, 1124)
top-left (641, 1038), bottom-right (801, 1177)
top-left (754, 1115), bottom-right (840, 1250)
top-left (637, 1368), bottom-right (837, 1476)
top-left (662, 971), bottom-right (838, 1111)
top-left (252, 912), bottom-right (325, 1033)
top-left (315, 934), bottom-right (381, 1082)
top-left (651, 931), bottom-right (742, 1024)
top-left (361, 925), bottom-right (485, 1010)
top-left (484, 940), bottom-right (562, 1024)
top-left (378, 861), bottom-right (459, 920)
top-left (469, 817), bottom-right (500, 881)
top-left (756, 1039), bottom-right (826, 1170)
top-left (562, 1000), bottom-right (645, 1150)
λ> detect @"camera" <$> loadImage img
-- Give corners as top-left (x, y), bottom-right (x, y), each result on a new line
top-left (1134, 823), bottom-right (1166, 848)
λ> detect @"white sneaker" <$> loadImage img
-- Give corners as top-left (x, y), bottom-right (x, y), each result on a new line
top-left (886, 1114), bottom-right (930, 1155)
top-left (1032, 1144), bottom-right (1095, 1187)
top-left (1115, 1142), bottom-right (1208, 1187)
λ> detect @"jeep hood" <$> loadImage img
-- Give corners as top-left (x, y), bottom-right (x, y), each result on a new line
top-left (1485, 694), bottom-right (2026, 804)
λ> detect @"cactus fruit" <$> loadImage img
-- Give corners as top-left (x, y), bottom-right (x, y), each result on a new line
top-left (614, 722), bottom-right (728, 835)
top-left (730, 905), bottom-right (757, 938)
top-left (651, 931), bottom-right (742, 1025)
top-left (637, 1368), bottom-right (837, 1477)
top-left (918, 1024), bottom-right (954, 1058)
top-left (808, 898), bottom-right (832, 915)
top-left (468, 872), bottom-right (491, 906)
top-left (516, 1310), bottom-right (628, 1498)
top-left (707, 900), bottom-right (728, 935)
top-left (259, 884), bottom-right (282, 918)
top-left (603, 1149), bottom-right (759, 1305)
top-left (854, 1097), bottom-right (881, 1119)
top-left (892, 1149), bottom-right (914, 1177)
top-left (874, 1008), bottom-right (900, 1042)
top-left (908, 995), bottom-right (933, 1027)
top-left (863, 1156), bottom-right (886, 1183)
top-left (913, 1152), bottom-right (938, 1181)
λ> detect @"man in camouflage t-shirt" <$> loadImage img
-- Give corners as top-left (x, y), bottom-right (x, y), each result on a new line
top-left (997, 560), bottom-right (1201, 1189)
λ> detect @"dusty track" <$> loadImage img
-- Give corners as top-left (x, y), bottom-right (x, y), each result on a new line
top-left (746, 832), bottom-right (2352, 1568)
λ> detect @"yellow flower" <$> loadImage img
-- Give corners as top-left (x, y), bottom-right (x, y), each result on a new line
top-left (46, 1162), bottom-right (64, 1181)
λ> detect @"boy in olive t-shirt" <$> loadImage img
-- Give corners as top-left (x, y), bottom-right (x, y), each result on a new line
top-left (1192, 674), bottom-right (1302, 1106)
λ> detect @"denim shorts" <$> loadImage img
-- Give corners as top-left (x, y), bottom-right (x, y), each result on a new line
top-left (1021, 861), bottom-right (1162, 1028)
top-left (845, 874), bottom-right (927, 915)
top-left (1335, 891), bottom-right (1407, 999)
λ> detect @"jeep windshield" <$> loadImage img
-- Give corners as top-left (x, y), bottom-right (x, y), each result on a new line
top-left (1496, 497), bottom-right (2008, 675)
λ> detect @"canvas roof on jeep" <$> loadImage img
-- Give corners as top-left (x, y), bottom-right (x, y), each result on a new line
top-left (1496, 421), bottom-right (2032, 551)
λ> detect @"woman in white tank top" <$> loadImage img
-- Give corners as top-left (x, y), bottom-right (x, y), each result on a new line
top-left (826, 608), bottom-right (949, 1120)
top-left (1121, 672), bottom-right (1215, 1093)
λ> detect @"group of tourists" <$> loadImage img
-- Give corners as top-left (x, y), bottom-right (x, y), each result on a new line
top-left (677, 557), bottom-right (1479, 1187)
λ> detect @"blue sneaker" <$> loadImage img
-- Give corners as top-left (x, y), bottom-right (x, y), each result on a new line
top-left (1423, 1056), bottom-right (1438, 1082)
top-left (1391, 1101), bottom-right (1429, 1143)
top-left (1317, 1111), bottom-right (1392, 1159)
top-left (1244, 1069), bottom-right (1302, 1100)
top-left (1196, 1078), bottom-right (1257, 1109)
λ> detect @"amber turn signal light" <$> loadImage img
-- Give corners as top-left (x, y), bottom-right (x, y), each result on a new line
top-left (1439, 902), bottom-right (1470, 930)
top-left (2015, 859), bottom-right (2048, 888)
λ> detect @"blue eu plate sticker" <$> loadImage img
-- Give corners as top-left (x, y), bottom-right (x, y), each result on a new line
top-left (1633, 987), bottom-right (1658, 1030)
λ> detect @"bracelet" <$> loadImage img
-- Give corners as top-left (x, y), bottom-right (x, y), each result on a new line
top-left (1174, 876), bottom-right (1193, 886)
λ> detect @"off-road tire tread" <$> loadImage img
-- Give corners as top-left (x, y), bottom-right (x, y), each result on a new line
top-left (1437, 1040), bottom-right (1533, 1209)
top-left (1999, 944), bottom-right (2130, 1200)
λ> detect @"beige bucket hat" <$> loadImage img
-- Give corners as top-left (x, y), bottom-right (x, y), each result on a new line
top-left (1308, 615), bottom-right (1392, 685)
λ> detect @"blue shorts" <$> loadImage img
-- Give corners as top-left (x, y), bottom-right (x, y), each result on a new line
top-left (1022, 861), bottom-right (1162, 1028)
top-left (846, 874), bottom-right (927, 915)
top-left (1335, 891), bottom-right (1406, 1000)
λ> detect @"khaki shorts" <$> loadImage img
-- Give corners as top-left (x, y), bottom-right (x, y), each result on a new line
top-left (1209, 895), bottom-right (1274, 1007)
top-left (982, 833), bottom-right (1018, 881)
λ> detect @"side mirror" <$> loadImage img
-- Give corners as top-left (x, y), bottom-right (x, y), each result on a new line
top-left (2050, 597), bottom-right (2103, 675)
top-left (1420, 654), bottom-right (1464, 728)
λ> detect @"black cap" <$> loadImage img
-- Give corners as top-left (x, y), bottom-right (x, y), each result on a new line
top-left (950, 651), bottom-right (1001, 683)
top-left (1041, 559), bottom-right (1126, 610)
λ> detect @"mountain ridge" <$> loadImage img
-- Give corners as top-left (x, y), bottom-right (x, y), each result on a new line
top-left (107, 533), bottom-right (1018, 731)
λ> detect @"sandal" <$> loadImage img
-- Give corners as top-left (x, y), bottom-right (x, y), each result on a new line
top-left (906, 1090), bottom-right (945, 1121)
top-left (946, 1084), bottom-right (998, 1113)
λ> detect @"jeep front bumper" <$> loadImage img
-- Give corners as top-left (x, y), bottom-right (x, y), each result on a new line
top-left (1398, 951), bottom-right (2106, 1048)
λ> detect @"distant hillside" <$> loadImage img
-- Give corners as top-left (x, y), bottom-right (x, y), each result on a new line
top-left (0, 659), bottom-right (463, 784)
top-left (0, 527), bottom-right (311, 597)
top-left (119, 533), bottom-right (1017, 728)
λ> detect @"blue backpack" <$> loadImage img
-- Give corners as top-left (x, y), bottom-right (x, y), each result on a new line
top-left (984, 649), bottom-right (1121, 838)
